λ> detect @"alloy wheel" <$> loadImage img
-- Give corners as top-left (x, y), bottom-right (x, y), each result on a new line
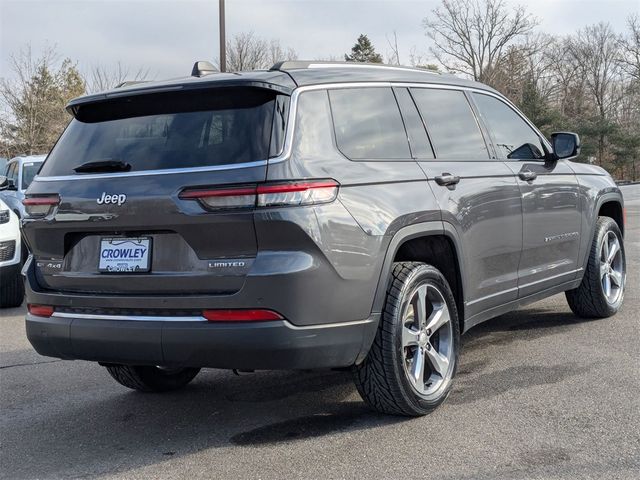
top-left (401, 283), bottom-right (455, 400)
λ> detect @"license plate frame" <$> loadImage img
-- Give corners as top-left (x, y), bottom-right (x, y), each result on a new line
top-left (98, 237), bottom-right (152, 273)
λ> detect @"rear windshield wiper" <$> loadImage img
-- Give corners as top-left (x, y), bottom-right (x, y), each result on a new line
top-left (73, 159), bottom-right (131, 174)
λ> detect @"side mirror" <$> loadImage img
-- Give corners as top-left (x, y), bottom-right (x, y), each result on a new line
top-left (551, 132), bottom-right (580, 160)
top-left (0, 176), bottom-right (14, 191)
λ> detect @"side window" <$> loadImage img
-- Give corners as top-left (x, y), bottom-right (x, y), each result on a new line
top-left (7, 163), bottom-right (18, 181)
top-left (394, 88), bottom-right (434, 159)
top-left (293, 90), bottom-right (335, 159)
top-left (411, 88), bottom-right (489, 160)
top-left (270, 95), bottom-right (290, 157)
top-left (473, 93), bottom-right (545, 160)
top-left (328, 87), bottom-right (411, 160)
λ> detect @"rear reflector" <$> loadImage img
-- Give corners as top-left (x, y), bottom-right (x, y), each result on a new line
top-left (179, 180), bottom-right (339, 210)
top-left (23, 195), bottom-right (60, 217)
top-left (28, 304), bottom-right (54, 318)
top-left (202, 309), bottom-right (283, 322)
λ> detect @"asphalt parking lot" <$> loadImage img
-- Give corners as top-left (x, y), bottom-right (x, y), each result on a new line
top-left (1, 186), bottom-right (638, 480)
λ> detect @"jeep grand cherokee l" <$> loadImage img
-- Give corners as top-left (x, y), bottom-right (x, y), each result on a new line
top-left (22, 61), bottom-right (626, 416)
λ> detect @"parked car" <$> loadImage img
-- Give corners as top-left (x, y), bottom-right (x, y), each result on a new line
top-left (21, 61), bottom-right (626, 416)
top-left (0, 199), bottom-right (24, 307)
top-left (0, 155), bottom-right (46, 218)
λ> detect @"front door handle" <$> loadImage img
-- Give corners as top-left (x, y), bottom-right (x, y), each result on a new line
top-left (519, 170), bottom-right (537, 182)
top-left (434, 173), bottom-right (460, 186)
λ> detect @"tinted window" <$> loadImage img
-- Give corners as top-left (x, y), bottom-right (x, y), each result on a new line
top-left (411, 89), bottom-right (489, 160)
top-left (293, 90), bottom-right (335, 159)
top-left (329, 88), bottom-right (410, 160)
top-left (473, 93), bottom-right (545, 160)
top-left (270, 95), bottom-right (290, 157)
top-left (21, 162), bottom-right (42, 189)
top-left (394, 88), bottom-right (434, 159)
top-left (39, 88), bottom-right (279, 176)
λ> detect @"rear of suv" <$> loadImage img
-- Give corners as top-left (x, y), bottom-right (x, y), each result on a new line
top-left (22, 62), bottom-right (626, 416)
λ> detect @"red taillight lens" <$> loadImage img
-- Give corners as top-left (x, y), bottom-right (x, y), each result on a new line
top-left (28, 304), bottom-right (54, 317)
top-left (202, 309), bottom-right (283, 322)
top-left (179, 180), bottom-right (339, 211)
top-left (23, 195), bottom-right (60, 217)
top-left (179, 186), bottom-right (257, 210)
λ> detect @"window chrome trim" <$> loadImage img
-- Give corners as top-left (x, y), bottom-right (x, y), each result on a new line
top-left (34, 160), bottom-right (270, 182)
top-left (33, 79), bottom-right (551, 183)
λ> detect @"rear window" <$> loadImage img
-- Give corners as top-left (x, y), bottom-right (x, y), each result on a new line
top-left (39, 88), bottom-right (283, 176)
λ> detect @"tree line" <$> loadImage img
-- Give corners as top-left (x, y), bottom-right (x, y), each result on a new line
top-left (1, 0), bottom-right (638, 180)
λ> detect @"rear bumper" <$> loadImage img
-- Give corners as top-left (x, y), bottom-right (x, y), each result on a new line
top-left (26, 312), bottom-right (379, 369)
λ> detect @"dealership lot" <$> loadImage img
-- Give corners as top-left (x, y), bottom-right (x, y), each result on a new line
top-left (1, 185), bottom-right (638, 480)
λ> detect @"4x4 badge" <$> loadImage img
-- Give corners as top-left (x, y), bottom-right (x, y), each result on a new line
top-left (97, 192), bottom-right (127, 205)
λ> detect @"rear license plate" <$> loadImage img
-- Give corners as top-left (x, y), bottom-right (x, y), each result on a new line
top-left (99, 237), bottom-right (151, 273)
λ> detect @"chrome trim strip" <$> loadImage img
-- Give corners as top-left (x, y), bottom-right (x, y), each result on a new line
top-left (34, 79), bottom-right (550, 183)
top-left (34, 160), bottom-right (270, 182)
top-left (517, 268), bottom-right (582, 290)
top-left (291, 82), bottom-right (552, 151)
top-left (282, 318), bottom-right (375, 330)
top-left (51, 312), bottom-right (208, 322)
top-left (49, 311), bottom-right (373, 329)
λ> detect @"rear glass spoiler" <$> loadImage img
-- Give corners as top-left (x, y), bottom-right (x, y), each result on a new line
top-left (66, 79), bottom-right (293, 118)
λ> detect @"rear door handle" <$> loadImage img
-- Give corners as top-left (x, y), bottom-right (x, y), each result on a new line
top-left (434, 173), bottom-right (460, 186)
top-left (519, 170), bottom-right (537, 182)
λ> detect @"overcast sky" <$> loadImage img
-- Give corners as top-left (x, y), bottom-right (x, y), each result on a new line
top-left (1, 0), bottom-right (639, 81)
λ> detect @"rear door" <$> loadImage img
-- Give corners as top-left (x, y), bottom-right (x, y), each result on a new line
top-left (22, 87), bottom-right (286, 295)
top-left (471, 92), bottom-right (582, 297)
top-left (406, 87), bottom-right (523, 320)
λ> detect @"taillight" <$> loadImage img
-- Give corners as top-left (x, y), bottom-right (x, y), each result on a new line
top-left (179, 180), bottom-right (339, 211)
top-left (202, 309), bottom-right (283, 322)
top-left (23, 195), bottom-right (60, 217)
top-left (28, 304), bottom-right (54, 317)
top-left (257, 181), bottom-right (339, 207)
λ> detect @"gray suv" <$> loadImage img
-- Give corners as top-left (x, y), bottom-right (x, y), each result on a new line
top-left (22, 62), bottom-right (626, 416)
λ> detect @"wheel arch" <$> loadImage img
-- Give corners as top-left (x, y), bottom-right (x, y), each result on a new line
top-left (370, 221), bottom-right (467, 334)
top-left (578, 191), bottom-right (625, 274)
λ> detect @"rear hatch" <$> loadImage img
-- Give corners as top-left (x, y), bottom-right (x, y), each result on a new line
top-left (22, 85), bottom-right (290, 295)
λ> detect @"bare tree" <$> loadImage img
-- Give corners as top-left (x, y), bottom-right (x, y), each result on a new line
top-left (224, 32), bottom-right (296, 71)
top-left (386, 31), bottom-right (400, 65)
top-left (266, 39), bottom-right (297, 68)
top-left (423, 0), bottom-right (538, 83)
top-left (568, 23), bottom-right (623, 165)
top-left (619, 14), bottom-right (640, 81)
top-left (569, 23), bottom-right (622, 120)
top-left (85, 62), bottom-right (151, 93)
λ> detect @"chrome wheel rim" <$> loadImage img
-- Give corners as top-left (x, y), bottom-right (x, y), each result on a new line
top-left (600, 230), bottom-right (624, 304)
top-left (401, 283), bottom-right (454, 399)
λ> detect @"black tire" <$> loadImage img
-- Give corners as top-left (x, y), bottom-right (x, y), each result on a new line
top-left (0, 269), bottom-right (24, 308)
top-left (353, 262), bottom-right (460, 416)
top-left (566, 216), bottom-right (626, 318)
top-left (105, 365), bottom-right (200, 392)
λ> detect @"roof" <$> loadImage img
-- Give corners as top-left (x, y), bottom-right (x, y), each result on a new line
top-left (66, 61), bottom-right (497, 113)
top-left (9, 155), bottom-right (46, 164)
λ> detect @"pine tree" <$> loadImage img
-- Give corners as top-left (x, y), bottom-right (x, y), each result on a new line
top-left (345, 34), bottom-right (383, 63)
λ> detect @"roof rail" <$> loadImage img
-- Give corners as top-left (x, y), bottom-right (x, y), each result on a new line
top-left (270, 60), bottom-right (440, 75)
